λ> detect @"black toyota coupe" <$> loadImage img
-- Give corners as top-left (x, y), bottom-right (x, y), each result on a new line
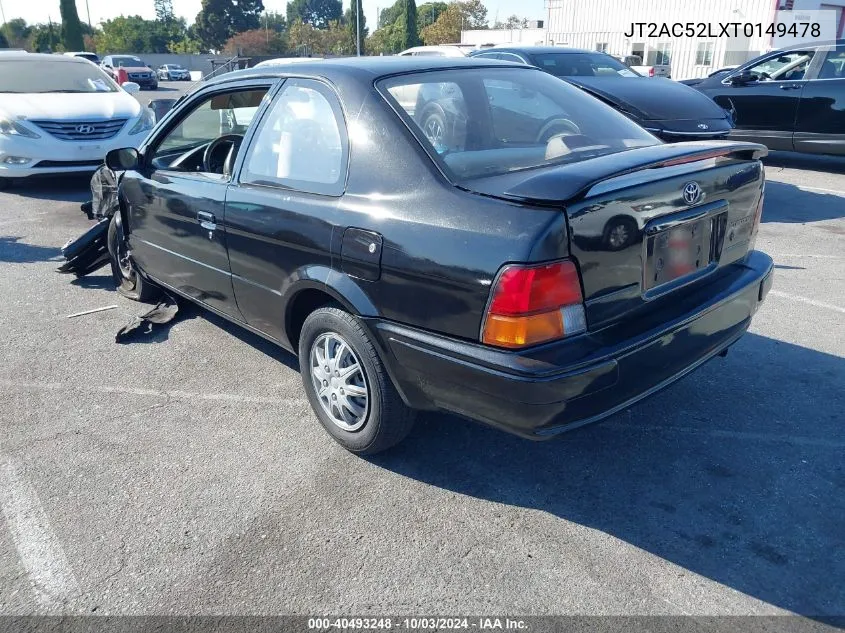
top-left (104, 57), bottom-right (773, 454)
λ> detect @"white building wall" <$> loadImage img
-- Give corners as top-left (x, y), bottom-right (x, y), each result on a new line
top-left (544, 0), bottom-right (845, 80)
top-left (461, 28), bottom-right (547, 46)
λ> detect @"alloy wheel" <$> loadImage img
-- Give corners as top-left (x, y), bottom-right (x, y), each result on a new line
top-left (309, 332), bottom-right (370, 432)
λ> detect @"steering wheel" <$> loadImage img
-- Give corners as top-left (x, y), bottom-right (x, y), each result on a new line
top-left (536, 118), bottom-right (581, 144)
top-left (203, 134), bottom-right (244, 174)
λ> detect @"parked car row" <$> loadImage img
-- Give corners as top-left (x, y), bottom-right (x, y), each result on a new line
top-left (399, 41), bottom-right (845, 158)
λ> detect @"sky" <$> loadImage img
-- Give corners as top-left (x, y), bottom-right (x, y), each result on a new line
top-left (0, 0), bottom-right (546, 39)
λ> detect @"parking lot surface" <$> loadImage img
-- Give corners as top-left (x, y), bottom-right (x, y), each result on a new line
top-left (0, 147), bottom-right (842, 616)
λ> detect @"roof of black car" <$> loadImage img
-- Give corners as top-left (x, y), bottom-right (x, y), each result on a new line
top-left (206, 55), bottom-right (525, 86)
top-left (473, 46), bottom-right (595, 55)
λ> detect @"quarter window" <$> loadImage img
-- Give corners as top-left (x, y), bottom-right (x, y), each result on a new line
top-left (817, 48), bottom-right (845, 79)
top-left (241, 79), bottom-right (347, 196)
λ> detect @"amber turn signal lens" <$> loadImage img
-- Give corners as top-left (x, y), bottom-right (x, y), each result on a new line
top-left (482, 311), bottom-right (564, 349)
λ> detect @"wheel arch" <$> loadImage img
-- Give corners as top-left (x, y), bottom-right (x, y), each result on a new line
top-left (282, 267), bottom-right (379, 351)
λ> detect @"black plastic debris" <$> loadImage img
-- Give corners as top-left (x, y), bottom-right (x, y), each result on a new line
top-left (56, 217), bottom-right (110, 276)
top-left (115, 292), bottom-right (180, 344)
top-left (56, 165), bottom-right (121, 277)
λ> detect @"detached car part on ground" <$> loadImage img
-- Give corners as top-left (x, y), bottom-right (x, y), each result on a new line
top-left (468, 48), bottom-right (733, 141)
top-left (100, 57), bottom-right (773, 455)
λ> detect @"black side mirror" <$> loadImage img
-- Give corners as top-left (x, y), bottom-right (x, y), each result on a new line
top-left (730, 70), bottom-right (757, 85)
top-left (106, 148), bottom-right (141, 171)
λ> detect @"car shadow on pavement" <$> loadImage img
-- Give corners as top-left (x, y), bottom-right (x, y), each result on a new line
top-left (0, 235), bottom-right (62, 263)
top-left (202, 310), bottom-right (300, 371)
top-left (764, 152), bottom-right (845, 175)
top-left (371, 333), bottom-right (845, 618)
top-left (8, 175), bottom-right (91, 203)
top-left (762, 181), bottom-right (844, 223)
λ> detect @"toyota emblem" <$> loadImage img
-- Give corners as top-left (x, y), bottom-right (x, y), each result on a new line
top-left (697, 123), bottom-right (709, 130)
top-left (74, 124), bottom-right (95, 134)
top-left (682, 181), bottom-right (702, 205)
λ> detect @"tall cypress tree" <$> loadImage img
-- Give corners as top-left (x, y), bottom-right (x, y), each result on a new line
top-left (347, 0), bottom-right (366, 55)
top-left (399, 0), bottom-right (419, 49)
top-left (59, 0), bottom-right (85, 50)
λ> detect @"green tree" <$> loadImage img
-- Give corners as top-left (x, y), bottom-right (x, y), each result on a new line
top-left (397, 0), bottom-right (419, 49)
top-left (223, 28), bottom-right (287, 55)
top-left (421, 0), bottom-right (486, 44)
top-left (345, 0), bottom-right (366, 55)
top-left (0, 31), bottom-right (9, 48)
top-left (378, 0), bottom-right (402, 28)
top-left (195, 0), bottom-right (265, 52)
top-left (263, 11), bottom-right (287, 31)
top-left (2, 19), bottom-right (32, 48)
top-left (60, 0), bottom-right (85, 51)
top-left (416, 2), bottom-right (446, 32)
top-left (28, 21), bottom-right (59, 52)
top-left (154, 0), bottom-right (175, 22)
top-left (286, 0), bottom-right (342, 29)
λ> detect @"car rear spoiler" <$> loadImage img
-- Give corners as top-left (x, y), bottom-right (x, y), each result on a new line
top-left (499, 141), bottom-right (768, 205)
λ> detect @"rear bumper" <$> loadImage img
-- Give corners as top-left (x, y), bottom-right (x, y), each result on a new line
top-left (367, 250), bottom-right (773, 439)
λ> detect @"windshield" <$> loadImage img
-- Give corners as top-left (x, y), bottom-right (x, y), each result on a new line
top-left (0, 60), bottom-right (118, 93)
top-left (380, 67), bottom-right (658, 180)
top-left (529, 52), bottom-right (640, 77)
top-left (112, 56), bottom-right (145, 67)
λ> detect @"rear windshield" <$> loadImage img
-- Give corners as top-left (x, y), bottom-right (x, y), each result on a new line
top-left (0, 60), bottom-right (118, 93)
top-left (380, 67), bottom-right (658, 180)
top-left (529, 53), bottom-right (640, 77)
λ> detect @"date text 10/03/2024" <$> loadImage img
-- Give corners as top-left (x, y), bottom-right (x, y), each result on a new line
top-left (307, 617), bottom-right (528, 630)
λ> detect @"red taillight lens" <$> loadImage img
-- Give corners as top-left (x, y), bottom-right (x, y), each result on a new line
top-left (482, 260), bottom-right (586, 349)
top-left (488, 261), bottom-right (583, 315)
top-left (649, 67), bottom-right (655, 77)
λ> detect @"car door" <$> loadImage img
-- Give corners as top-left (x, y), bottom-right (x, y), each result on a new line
top-left (793, 46), bottom-right (845, 155)
top-left (700, 49), bottom-right (814, 150)
top-left (222, 78), bottom-right (349, 344)
top-left (122, 80), bottom-right (275, 318)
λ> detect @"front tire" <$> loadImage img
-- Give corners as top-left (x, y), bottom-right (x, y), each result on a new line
top-left (107, 212), bottom-right (158, 302)
top-left (298, 307), bottom-right (415, 455)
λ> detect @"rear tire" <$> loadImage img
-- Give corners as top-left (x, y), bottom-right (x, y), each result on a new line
top-left (298, 307), bottom-right (415, 455)
top-left (107, 212), bottom-right (158, 302)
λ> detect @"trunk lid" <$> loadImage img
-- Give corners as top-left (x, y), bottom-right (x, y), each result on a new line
top-left (464, 141), bottom-right (767, 331)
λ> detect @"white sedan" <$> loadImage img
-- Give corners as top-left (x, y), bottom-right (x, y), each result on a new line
top-left (0, 53), bottom-right (154, 186)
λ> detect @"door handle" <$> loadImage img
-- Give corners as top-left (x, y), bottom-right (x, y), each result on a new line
top-left (197, 211), bottom-right (217, 231)
top-left (779, 84), bottom-right (802, 90)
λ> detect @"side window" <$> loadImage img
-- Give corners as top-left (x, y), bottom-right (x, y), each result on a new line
top-left (499, 53), bottom-right (526, 64)
top-left (474, 52), bottom-right (501, 60)
top-left (816, 48), bottom-right (845, 79)
top-left (747, 51), bottom-right (812, 81)
top-left (241, 80), bottom-right (347, 196)
top-left (150, 88), bottom-right (268, 173)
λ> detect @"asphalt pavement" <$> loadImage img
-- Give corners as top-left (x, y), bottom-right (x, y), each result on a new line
top-left (0, 133), bottom-right (842, 617)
